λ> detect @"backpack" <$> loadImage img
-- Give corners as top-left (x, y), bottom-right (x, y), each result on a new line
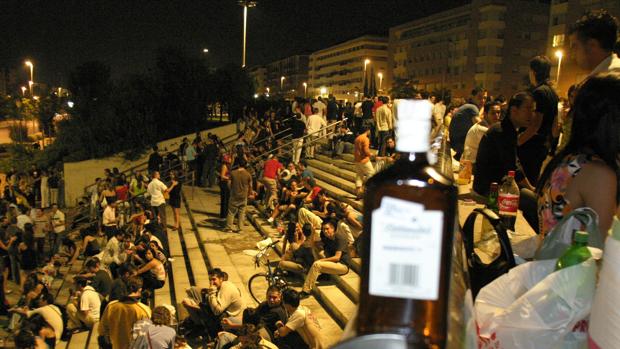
top-left (129, 319), bottom-right (152, 349)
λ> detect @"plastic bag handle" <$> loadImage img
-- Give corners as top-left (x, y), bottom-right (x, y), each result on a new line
top-left (461, 208), bottom-right (516, 267)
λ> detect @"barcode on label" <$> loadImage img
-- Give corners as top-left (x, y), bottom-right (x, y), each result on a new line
top-left (388, 263), bottom-right (419, 287)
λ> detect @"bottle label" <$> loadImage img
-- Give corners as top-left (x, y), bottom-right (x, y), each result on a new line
top-left (369, 196), bottom-right (444, 300)
top-left (498, 193), bottom-right (519, 216)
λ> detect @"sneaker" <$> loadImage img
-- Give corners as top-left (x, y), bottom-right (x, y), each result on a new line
top-left (267, 217), bottom-right (274, 223)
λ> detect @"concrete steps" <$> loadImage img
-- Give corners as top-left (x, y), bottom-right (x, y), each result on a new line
top-left (308, 167), bottom-right (357, 196)
top-left (307, 158), bottom-right (357, 183)
top-left (245, 205), bottom-right (360, 328)
top-left (183, 188), bottom-right (344, 347)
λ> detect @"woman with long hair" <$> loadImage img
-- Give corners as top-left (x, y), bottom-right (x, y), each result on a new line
top-left (168, 171), bottom-right (182, 230)
top-left (135, 247), bottom-right (166, 292)
top-left (537, 72), bottom-right (620, 241)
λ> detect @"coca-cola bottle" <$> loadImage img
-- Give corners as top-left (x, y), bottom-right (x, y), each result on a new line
top-left (498, 171), bottom-right (519, 230)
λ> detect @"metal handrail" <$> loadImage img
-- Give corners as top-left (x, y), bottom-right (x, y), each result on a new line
top-left (252, 126), bottom-right (293, 146)
top-left (250, 118), bottom-right (347, 164)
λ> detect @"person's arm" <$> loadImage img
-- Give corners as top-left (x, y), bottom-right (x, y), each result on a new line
top-left (577, 162), bottom-right (618, 237)
top-left (208, 284), bottom-right (233, 316)
top-left (136, 259), bottom-right (157, 275)
top-left (517, 111), bottom-right (543, 146)
top-left (321, 250), bottom-right (342, 263)
top-left (220, 165), bottom-right (230, 181)
top-left (345, 211), bottom-right (363, 230)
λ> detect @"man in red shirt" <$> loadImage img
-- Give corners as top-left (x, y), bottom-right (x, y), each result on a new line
top-left (261, 155), bottom-right (283, 209)
top-left (354, 126), bottom-right (375, 199)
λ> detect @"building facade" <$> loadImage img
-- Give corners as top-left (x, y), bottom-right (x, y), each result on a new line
top-left (248, 66), bottom-right (267, 95)
top-left (389, 0), bottom-right (550, 99)
top-left (264, 55), bottom-right (309, 98)
top-left (547, 0), bottom-right (620, 96)
top-left (308, 35), bottom-right (388, 101)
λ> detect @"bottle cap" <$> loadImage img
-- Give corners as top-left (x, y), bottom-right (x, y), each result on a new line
top-left (490, 182), bottom-right (498, 190)
top-left (394, 99), bottom-right (432, 153)
top-left (508, 170), bottom-right (516, 177)
top-left (574, 230), bottom-right (589, 243)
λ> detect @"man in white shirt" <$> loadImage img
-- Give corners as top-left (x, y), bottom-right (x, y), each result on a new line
top-left (16, 207), bottom-right (33, 231)
top-left (312, 97), bottom-right (326, 120)
top-left (67, 278), bottom-right (101, 330)
top-left (432, 98), bottom-right (446, 129)
top-left (99, 230), bottom-right (128, 277)
top-left (147, 171), bottom-right (168, 231)
top-left (570, 10), bottom-right (620, 81)
top-left (462, 101), bottom-right (502, 168)
top-left (102, 202), bottom-right (118, 238)
top-left (275, 289), bottom-right (324, 349)
top-left (305, 108), bottom-right (326, 159)
top-left (375, 96), bottom-right (393, 156)
top-left (50, 204), bottom-right (65, 255)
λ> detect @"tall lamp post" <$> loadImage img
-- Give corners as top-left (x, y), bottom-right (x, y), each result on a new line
top-left (25, 60), bottom-right (34, 95)
top-left (238, 1), bottom-right (257, 68)
top-left (555, 50), bottom-right (564, 86)
top-left (378, 72), bottom-right (383, 92)
top-left (280, 76), bottom-right (285, 92)
top-left (303, 82), bottom-right (307, 98)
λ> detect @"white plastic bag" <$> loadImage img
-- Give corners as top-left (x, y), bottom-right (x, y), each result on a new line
top-left (589, 234), bottom-right (620, 348)
top-left (475, 259), bottom-right (596, 349)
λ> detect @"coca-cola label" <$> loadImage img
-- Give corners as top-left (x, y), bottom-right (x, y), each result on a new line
top-left (498, 193), bottom-right (518, 215)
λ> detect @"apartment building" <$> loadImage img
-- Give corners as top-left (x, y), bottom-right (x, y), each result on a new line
top-left (389, 0), bottom-right (550, 99)
top-left (547, 0), bottom-right (620, 95)
top-left (265, 55), bottom-right (309, 98)
top-left (308, 35), bottom-right (388, 101)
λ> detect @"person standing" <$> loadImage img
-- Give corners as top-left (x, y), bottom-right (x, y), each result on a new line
top-left (219, 154), bottom-right (232, 219)
top-left (147, 171), bottom-right (169, 231)
top-left (202, 137), bottom-right (219, 188)
top-left (353, 126), bottom-right (375, 199)
top-left (48, 171), bottom-right (60, 206)
top-left (375, 96), bottom-right (393, 156)
top-left (168, 171), bottom-right (182, 231)
top-left (305, 108), bottom-right (326, 159)
top-left (517, 56), bottom-right (559, 186)
top-left (49, 204), bottom-right (65, 255)
top-left (147, 146), bottom-right (163, 176)
top-left (290, 113), bottom-right (306, 164)
top-left (261, 155), bottom-right (283, 210)
top-left (39, 170), bottom-right (49, 209)
top-left (449, 87), bottom-right (485, 160)
top-left (225, 158), bottom-right (253, 233)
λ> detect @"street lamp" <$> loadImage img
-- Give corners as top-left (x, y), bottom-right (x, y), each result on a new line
top-left (25, 60), bottom-right (34, 82)
top-left (303, 82), bottom-right (307, 97)
top-left (28, 81), bottom-right (34, 96)
top-left (238, 0), bottom-right (257, 68)
top-left (203, 48), bottom-right (209, 53)
top-left (20, 86), bottom-right (26, 96)
top-left (364, 58), bottom-right (371, 73)
top-left (555, 50), bottom-right (564, 85)
top-left (280, 76), bottom-right (285, 91)
top-left (266, 87), bottom-right (270, 94)
top-left (378, 72), bottom-right (383, 91)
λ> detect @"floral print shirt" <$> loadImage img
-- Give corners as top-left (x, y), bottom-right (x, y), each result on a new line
top-left (538, 153), bottom-right (593, 236)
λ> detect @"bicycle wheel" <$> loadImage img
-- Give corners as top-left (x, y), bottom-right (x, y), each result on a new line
top-left (248, 273), bottom-right (270, 304)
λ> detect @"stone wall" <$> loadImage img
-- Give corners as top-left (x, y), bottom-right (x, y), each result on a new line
top-left (63, 123), bottom-right (237, 207)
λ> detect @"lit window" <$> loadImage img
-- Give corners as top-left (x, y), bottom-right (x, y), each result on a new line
top-left (552, 34), bottom-right (565, 47)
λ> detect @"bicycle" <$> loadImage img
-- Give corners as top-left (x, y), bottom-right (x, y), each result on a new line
top-left (246, 238), bottom-right (288, 304)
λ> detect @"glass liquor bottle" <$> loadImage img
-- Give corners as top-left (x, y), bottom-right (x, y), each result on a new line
top-left (357, 100), bottom-right (458, 348)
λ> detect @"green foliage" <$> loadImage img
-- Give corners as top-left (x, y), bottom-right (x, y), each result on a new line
top-left (9, 124), bottom-right (29, 143)
top-left (47, 48), bottom-right (255, 163)
top-left (390, 77), bottom-right (419, 99)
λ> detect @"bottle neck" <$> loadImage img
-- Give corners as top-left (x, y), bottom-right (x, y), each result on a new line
top-left (397, 151), bottom-right (430, 165)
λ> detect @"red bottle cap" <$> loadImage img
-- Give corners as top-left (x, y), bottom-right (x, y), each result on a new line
top-left (508, 170), bottom-right (515, 177)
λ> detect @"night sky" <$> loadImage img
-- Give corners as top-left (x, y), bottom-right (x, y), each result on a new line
top-left (2, 0), bottom-right (466, 86)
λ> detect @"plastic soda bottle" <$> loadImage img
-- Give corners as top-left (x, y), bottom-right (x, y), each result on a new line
top-left (555, 230), bottom-right (592, 270)
top-left (498, 171), bottom-right (519, 230)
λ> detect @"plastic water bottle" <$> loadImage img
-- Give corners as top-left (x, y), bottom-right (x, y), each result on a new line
top-left (555, 230), bottom-right (592, 270)
top-left (498, 171), bottom-right (519, 230)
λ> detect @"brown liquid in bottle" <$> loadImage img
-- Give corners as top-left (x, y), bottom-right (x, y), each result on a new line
top-left (357, 106), bottom-right (457, 348)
